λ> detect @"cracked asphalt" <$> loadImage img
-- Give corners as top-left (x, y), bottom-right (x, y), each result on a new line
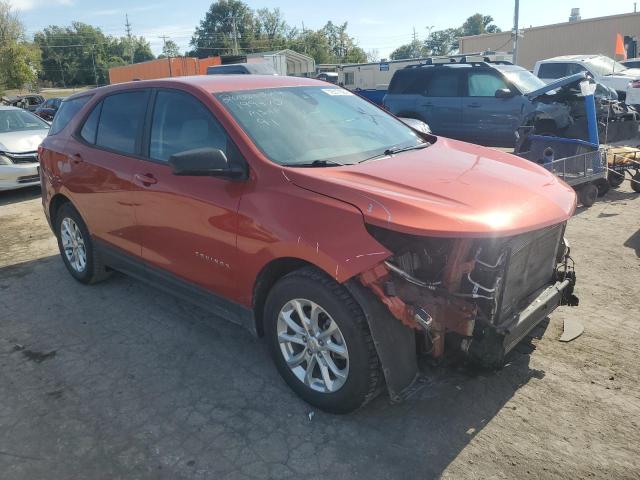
top-left (1, 185), bottom-right (639, 480)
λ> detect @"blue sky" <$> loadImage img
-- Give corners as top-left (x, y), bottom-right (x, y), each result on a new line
top-left (11, 0), bottom-right (639, 58)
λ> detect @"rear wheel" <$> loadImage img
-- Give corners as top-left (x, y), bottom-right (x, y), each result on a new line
top-left (54, 203), bottom-right (111, 284)
top-left (596, 179), bottom-right (610, 197)
top-left (632, 172), bottom-right (640, 193)
top-left (608, 170), bottom-right (625, 188)
top-left (578, 183), bottom-right (598, 207)
top-left (264, 267), bottom-right (382, 413)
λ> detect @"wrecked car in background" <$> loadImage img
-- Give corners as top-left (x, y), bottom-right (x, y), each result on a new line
top-left (39, 75), bottom-right (578, 414)
top-left (383, 58), bottom-right (637, 147)
top-left (521, 72), bottom-right (640, 144)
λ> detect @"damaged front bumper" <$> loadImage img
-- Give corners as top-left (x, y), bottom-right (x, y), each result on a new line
top-left (351, 224), bottom-right (579, 401)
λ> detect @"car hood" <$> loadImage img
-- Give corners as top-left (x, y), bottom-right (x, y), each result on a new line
top-left (0, 129), bottom-right (49, 153)
top-left (608, 68), bottom-right (640, 79)
top-left (285, 137), bottom-right (576, 237)
top-left (527, 72), bottom-right (588, 100)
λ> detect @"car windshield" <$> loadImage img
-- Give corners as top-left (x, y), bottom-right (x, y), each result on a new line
top-left (0, 109), bottom-right (49, 132)
top-left (586, 56), bottom-right (627, 76)
top-left (216, 86), bottom-right (424, 166)
top-left (500, 68), bottom-right (547, 94)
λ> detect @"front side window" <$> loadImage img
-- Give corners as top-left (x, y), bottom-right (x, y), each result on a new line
top-left (48, 96), bottom-right (91, 135)
top-left (217, 86), bottom-right (424, 166)
top-left (149, 90), bottom-right (230, 162)
top-left (467, 72), bottom-right (509, 97)
top-left (95, 90), bottom-right (149, 155)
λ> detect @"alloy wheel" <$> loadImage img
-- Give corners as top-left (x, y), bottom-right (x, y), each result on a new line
top-left (277, 298), bottom-right (349, 393)
top-left (60, 217), bottom-right (87, 273)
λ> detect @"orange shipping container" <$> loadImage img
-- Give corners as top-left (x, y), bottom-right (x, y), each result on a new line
top-left (108, 57), bottom-right (222, 84)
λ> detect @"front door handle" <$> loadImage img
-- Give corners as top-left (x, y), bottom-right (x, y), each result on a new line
top-left (134, 173), bottom-right (158, 186)
top-left (70, 153), bottom-right (83, 165)
top-left (467, 103), bottom-right (481, 108)
top-left (421, 102), bottom-right (434, 107)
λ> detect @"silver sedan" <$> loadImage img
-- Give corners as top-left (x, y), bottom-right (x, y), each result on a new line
top-left (0, 106), bottom-right (50, 191)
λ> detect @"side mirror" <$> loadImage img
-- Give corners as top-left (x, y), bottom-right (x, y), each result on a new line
top-left (169, 148), bottom-right (243, 178)
top-left (495, 88), bottom-right (514, 98)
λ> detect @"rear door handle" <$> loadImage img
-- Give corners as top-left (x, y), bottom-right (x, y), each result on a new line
top-left (467, 103), bottom-right (481, 108)
top-left (421, 102), bottom-right (434, 107)
top-left (134, 173), bottom-right (158, 186)
top-left (70, 153), bottom-right (83, 165)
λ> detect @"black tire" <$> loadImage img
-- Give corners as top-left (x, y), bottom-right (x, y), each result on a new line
top-left (596, 179), bottom-right (610, 197)
top-left (608, 170), bottom-right (625, 188)
top-left (578, 183), bottom-right (598, 207)
top-left (264, 267), bottom-right (382, 414)
top-left (632, 172), bottom-right (640, 193)
top-left (54, 202), bottom-right (111, 284)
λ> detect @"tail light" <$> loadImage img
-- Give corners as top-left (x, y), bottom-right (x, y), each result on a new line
top-left (630, 80), bottom-right (640, 88)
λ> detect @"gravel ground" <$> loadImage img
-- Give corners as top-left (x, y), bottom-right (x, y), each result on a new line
top-left (1, 184), bottom-right (639, 480)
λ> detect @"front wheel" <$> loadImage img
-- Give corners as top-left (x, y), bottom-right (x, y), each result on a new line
top-left (54, 203), bottom-right (111, 284)
top-left (264, 267), bottom-right (382, 414)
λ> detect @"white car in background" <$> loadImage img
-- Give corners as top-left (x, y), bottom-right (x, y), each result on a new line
top-left (533, 55), bottom-right (640, 106)
top-left (0, 106), bottom-right (50, 191)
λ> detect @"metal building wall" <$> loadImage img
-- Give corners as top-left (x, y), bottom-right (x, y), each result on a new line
top-left (459, 12), bottom-right (640, 70)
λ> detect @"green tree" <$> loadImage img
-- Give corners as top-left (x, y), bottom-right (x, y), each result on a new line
top-left (390, 39), bottom-right (427, 60)
top-left (424, 28), bottom-right (461, 56)
top-left (159, 39), bottom-right (181, 58)
top-left (190, 0), bottom-right (255, 57)
top-left (0, 2), bottom-right (39, 89)
top-left (460, 14), bottom-right (501, 36)
top-left (34, 23), bottom-right (154, 86)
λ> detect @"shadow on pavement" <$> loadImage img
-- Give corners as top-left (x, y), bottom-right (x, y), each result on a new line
top-left (0, 255), bottom-right (547, 479)
top-left (0, 186), bottom-right (41, 207)
top-left (624, 229), bottom-right (640, 257)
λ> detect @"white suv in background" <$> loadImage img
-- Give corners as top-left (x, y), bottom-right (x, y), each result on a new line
top-left (533, 55), bottom-right (640, 106)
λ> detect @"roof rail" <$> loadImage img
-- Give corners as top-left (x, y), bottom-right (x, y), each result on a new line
top-left (402, 54), bottom-right (513, 69)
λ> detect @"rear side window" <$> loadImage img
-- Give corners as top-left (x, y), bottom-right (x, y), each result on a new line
top-left (426, 70), bottom-right (461, 97)
top-left (95, 91), bottom-right (149, 156)
top-left (537, 63), bottom-right (568, 79)
top-left (48, 96), bottom-right (91, 136)
top-left (467, 71), bottom-right (509, 96)
top-left (149, 90), bottom-right (230, 162)
top-left (388, 68), bottom-right (431, 95)
top-left (79, 102), bottom-right (102, 144)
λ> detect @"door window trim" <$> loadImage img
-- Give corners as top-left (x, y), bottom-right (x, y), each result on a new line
top-left (463, 69), bottom-right (515, 97)
top-left (72, 88), bottom-right (151, 160)
top-left (138, 87), bottom-right (248, 173)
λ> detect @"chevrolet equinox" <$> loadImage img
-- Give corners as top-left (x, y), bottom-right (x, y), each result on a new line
top-left (39, 75), bottom-right (578, 413)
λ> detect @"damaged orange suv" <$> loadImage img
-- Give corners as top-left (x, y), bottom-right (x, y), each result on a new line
top-left (39, 75), bottom-right (578, 413)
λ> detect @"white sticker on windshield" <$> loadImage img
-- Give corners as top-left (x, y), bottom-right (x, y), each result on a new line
top-left (321, 89), bottom-right (354, 96)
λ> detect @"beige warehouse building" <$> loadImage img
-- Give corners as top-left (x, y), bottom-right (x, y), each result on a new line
top-left (459, 10), bottom-right (640, 70)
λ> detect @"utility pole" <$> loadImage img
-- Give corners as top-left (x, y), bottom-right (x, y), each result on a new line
top-left (412, 27), bottom-right (418, 58)
top-left (125, 14), bottom-right (134, 64)
top-left (91, 46), bottom-right (98, 87)
top-left (231, 16), bottom-right (239, 55)
top-left (512, 0), bottom-right (520, 65)
top-left (160, 35), bottom-right (173, 77)
top-left (56, 56), bottom-right (66, 88)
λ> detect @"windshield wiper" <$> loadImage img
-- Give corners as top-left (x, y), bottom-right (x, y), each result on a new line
top-left (289, 159), bottom-right (345, 168)
top-left (359, 142), bottom-right (430, 163)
